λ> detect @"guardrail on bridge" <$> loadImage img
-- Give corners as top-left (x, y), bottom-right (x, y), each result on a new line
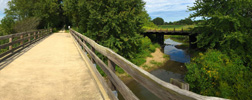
top-left (0, 29), bottom-right (52, 58)
top-left (71, 29), bottom-right (227, 100)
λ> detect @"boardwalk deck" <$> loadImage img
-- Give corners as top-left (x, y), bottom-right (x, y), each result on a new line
top-left (0, 32), bottom-right (105, 100)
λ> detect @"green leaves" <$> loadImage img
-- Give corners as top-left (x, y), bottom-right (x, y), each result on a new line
top-left (64, 0), bottom-right (148, 60)
top-left (189, 0), bottom-right (252, 66)
top-left (185, 50), bottom-right (252, 99)
top-left (4, 0), bottom-right (63, 29)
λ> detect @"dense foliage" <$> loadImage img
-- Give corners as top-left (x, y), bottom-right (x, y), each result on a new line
top-left (152, 17), bottom-right (164, 25)
top-left (189, 0), bottom-right (252, 66)
top-left (186, 50), bottom-right (252, 99)
top-left (186, 0), bottom-right (252, 99)
top-left (63, 0), bottom-right (157, 63)
top-left (0, 0), bottom-right (64, 35)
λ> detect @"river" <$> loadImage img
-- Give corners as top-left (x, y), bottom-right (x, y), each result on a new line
top-left (118, 38), bottom-right (190, 100)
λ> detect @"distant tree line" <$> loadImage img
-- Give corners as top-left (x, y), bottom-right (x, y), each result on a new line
top-left (152, 17), bottom-right (194, 25)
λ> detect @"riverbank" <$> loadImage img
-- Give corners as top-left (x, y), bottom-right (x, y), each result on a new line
top-left (118, 47), bottom-right (169, 84)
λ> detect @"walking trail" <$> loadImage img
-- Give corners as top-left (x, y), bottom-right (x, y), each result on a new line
top-left (0, 32), bottom-right (104, 100)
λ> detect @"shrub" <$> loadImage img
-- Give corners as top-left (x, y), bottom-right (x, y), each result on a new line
top-left (185, 49), bottom-right (252, 99)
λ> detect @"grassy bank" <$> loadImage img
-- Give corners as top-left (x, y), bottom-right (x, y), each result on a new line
top-left (118, 47), bottom-right (170, 83)
top-left (143, 25), bottom-right (195, 31)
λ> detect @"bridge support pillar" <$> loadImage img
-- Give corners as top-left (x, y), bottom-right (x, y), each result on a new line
top-left (156, 33), bottom-right (164, 45)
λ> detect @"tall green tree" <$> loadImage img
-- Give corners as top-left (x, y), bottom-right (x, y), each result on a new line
top-left (189, 0), bottom-right (252, 66)
top-left (64, 0), bottom-right (148, 59)
top-left (185, 0), bottom-right (252, 99)
top-left (5, 0), bottom-right (64, 29)
top-left (152, 17), bottom-right (164, 25)
top-left (0, 16), bottom-right (15, 34)
top-left (62, 0), bottom-right (79, 27)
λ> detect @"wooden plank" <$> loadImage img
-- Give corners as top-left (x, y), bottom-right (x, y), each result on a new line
top-left (71, 31), bottom-right (138, 100)
top-left (0, 35), bottom-right (12, 40)
top-left (71, 29), bottom-right (227, 100)
top-left (0, 29), bottom-right (49, 58)
top-left (0, 42), bottom-right (12, 50)
top-left (170, 78), bottom-right (189, 90)
top-left (0, 30), bottom-right (42, 40)
top-left (71, 32), bottom-right (118, 100)
top-left (0, 42), bottom-right (25, 58)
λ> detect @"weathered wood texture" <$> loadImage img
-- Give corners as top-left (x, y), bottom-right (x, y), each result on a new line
top-left (170, 78), bottom-right (189, 90)
top-left (71, 33), bottom-right (118, 100)
top-left (0, 29), bottom-right (52, 58)
top-left (71, 30), bottom-right (138, 100)
top-left (70, 29), bottom-right (228, 100)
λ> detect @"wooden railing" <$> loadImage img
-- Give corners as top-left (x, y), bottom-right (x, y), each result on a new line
top-left (0, 29), bottom-right (52, 58)
top-left (70, 29), bottom-right (227, 100)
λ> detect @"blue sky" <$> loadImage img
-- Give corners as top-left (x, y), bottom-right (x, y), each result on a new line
top-left (143, 0), bottom-right (196, 22)
top-left (0, 0), bottom-right (196, 22)
top-left (0, 0), bottom-right (11, 20)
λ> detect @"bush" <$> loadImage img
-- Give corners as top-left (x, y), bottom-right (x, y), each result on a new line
top-left (130, 37), bottom-right (160, 66)
top-left (185, 49), bottom-right (252, 99)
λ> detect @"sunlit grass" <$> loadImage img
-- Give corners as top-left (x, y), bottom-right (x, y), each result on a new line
top-left (143, 25), bottom-right (195, 32)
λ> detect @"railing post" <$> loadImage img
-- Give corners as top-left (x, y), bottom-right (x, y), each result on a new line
top-left (108, 59), bottom-right (116, 90)
top-left (108, 59), bottom-right (117, 97)
top-left (34, 32), bottom-right (36, 40)
top-left (28, 33), bottom-right (31, 43)
top-left (20, 34), bottom-right (24, 46)
top-left (91, 47), bottom-right (95, 64)
top-left (82, 40), bottom-right (87, 53)
top-left (9, 36), bottom-right (12, 50)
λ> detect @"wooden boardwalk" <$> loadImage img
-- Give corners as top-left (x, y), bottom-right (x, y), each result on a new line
top-left (0, 30), bottom-right (227, 100)
top-left (0, 32), bottom-right (107, 100)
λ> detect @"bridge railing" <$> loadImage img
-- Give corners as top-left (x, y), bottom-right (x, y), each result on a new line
top-left (70, 29), bottom-right (227, 100)
top-left (0, 29), bottom-right (52, 58)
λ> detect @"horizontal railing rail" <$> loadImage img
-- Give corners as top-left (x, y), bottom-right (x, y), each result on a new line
top-left (70, 29), bottom-right (227, 100)
top-left (0, 29), bottom-right (52, 58)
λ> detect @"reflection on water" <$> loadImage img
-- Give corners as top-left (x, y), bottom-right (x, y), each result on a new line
top-left (164, 45), bottom-right (190, 63)
top-left (118, 38), bottom-right (190, 100)
top-left (164, 38), bottom-right (182, 45)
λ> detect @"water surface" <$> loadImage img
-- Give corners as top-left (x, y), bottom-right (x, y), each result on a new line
top-left (118, 38), bottom-right (190, 100)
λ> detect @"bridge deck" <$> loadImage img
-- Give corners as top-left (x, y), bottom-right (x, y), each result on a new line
top-left (0, 32), bottom-right (104, 100)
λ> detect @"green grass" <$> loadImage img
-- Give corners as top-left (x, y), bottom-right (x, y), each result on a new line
top-left (143, 25), bottom-right (195, 31)
top-left (158, 25), bottom-right (186, 29)
top-left (150, 60), bottom-right (162, 66)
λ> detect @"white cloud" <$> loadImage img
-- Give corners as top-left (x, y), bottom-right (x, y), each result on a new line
top-left (0, 0), bottom-right (11, 20)
top-left (0, 0), bottom-right (10, 13)
top-left (143, 0), bottom-right (195, 13)
top-left (143, 0), bottom-right (196, 22)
